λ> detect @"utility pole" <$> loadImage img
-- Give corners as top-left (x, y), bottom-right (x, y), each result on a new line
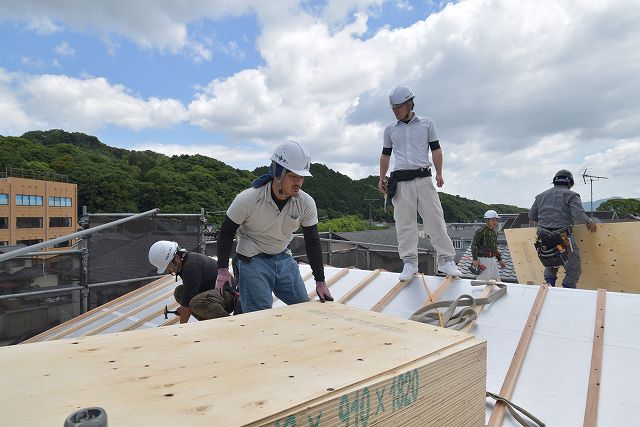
top-left (364, 198), bottom-right (379, 227)
top-left (582, 169), bottom-right (608, 217)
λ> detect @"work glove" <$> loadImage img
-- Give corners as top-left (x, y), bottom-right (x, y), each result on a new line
top-left (215, 268), bottom-right (234, 294)
top-left (316, 282), bottom-right (334, 303)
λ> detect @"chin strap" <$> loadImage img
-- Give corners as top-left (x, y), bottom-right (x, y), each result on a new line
top-left (278, 167), bottom-right (288, 197)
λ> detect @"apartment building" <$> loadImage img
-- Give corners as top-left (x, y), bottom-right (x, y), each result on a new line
top-left (0, 170), bottom-right (78, 248)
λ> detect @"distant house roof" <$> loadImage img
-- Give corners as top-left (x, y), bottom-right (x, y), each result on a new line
top-left (446, 225), bottom-right (479, 241)
top-left (456, 243), bottom-right (518, 283)
top-left (505, 212), bottom-right (531, 229)
top-left (333, 226), bottom-right (435, 252)
top-left (502, 216), bottom-right (517, 229)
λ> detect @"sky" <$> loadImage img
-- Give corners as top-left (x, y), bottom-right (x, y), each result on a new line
top-left (1, 0), bottom-right (639, 208)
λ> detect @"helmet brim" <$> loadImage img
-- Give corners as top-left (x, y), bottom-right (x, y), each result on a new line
top-left (288, 169), bottom-right (312, 177)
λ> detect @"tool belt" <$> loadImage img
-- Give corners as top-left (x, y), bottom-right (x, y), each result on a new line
top-left (236, 252), bottom-right (277, 263)
top-left (236, 249), bottom-right (289, 263)
top-left (534, 227), bottom-right (571, 268)
top-left (387, 167), bottom-right (432, 199)
top-left (477, 249), bottom-right (500, 258)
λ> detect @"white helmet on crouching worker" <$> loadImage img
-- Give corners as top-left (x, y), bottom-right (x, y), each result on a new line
top-left (270, 140), bottom-right (312, 196)
top-left (484, 210), bottom-right (498, 220)
top-left (389, 85), bottom-right (415, 107)
top-left (148, 240), bottom-right (179, 274)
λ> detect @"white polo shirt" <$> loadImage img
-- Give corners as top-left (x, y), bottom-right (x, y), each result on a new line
top-left (226, 183), bottom-right (318, 257)
top-left (383, 114), bottom-right (438, 171)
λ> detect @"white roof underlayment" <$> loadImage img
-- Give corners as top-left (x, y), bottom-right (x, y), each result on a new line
top-left (23, 265), bottom-right (640, 426)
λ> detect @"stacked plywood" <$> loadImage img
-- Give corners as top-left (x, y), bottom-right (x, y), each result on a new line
top-left (0, 302), bottom-right (486, 426)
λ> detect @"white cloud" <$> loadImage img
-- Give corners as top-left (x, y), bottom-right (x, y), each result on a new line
top-left (54, 41), bottom-right (75, 56)
top-left (2, 0), bottom-right (640, 206)
top-left (188, 41), bottom-right (213, 63)
top-left (20, 56), bottom-right (47, 68)
top-left (25, 16), bottom-right (63, 34)
top-left (0, 69), bottom-right (46, 135)
top-left (2, 73), bottom-right (189, 133)
top-left (394, 1), bottom-right (413, 11)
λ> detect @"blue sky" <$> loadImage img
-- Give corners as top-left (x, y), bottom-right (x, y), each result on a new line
top-left (1, 0), bottom-right (639, 208)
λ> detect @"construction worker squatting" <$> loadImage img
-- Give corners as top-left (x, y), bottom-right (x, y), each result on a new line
top-left (148, 241), bottom-right (241, 323)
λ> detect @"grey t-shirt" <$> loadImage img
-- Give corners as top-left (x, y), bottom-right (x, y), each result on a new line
top-left (226, 184), bottom-right (318, 257)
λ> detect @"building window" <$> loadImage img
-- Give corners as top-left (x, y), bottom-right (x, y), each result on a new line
top-left (0, 241), bottom-right (9, 246)
top-left (0, 217), bottom-right (7, 229)
top-left (53, 240), bottom-right (71, 248)
top-left (16, 194), bottom-right (43, 206)
top-left (48, 196), bottom-right (73, 207)
top-left (452, 240), bottom-right (463, 250)
top-left (49, 217), bottom-right (72, 227)
top-left (0, 193), bottom-right (8, 205)
top-left (16, 239), bottom-right (43, 246)
top-left (16, 217), bottom-right (43, 228)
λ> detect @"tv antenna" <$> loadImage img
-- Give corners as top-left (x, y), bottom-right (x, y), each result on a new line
top-left (582, 169), bottom-right (608, 217)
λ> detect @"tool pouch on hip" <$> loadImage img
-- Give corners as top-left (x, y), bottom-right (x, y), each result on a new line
top-left (534, 229), bottom-right (569, 268)
top-left (387, 175), bottom-right (398, 200)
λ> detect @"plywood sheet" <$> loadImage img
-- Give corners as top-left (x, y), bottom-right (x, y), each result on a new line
top-left (0, 302), bottom-right (486, 427)
top-left (505, 223), bottom-right (640, 292)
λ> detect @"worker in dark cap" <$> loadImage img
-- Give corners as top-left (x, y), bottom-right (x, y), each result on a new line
top-left (529, 170), bottom-right (597, 288)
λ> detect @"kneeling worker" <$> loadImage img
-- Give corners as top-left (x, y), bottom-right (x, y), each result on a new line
top-left (148, 240), bottom-right (241, 323)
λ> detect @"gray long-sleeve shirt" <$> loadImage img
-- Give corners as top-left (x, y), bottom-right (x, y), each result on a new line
top-left (529, 185), bottom-right (593, 229)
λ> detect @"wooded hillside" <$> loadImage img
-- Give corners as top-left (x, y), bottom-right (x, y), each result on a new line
top-left (1, 130), bottom-right (526, 224)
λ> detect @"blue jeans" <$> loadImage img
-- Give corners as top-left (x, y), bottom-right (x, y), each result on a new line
top-left (237, 251), bottom-right (309, 313)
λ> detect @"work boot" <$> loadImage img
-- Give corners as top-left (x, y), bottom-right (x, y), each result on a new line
top-left (399, 263), bottom-right (419, 281)
top-left (438, 261), bottom-right (463, 277)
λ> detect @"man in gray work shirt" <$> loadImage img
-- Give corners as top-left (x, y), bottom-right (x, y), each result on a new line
top-left (529, 169), bottom-right (597, 288)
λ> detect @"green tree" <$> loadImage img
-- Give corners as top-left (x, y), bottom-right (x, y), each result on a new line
top-left (1, 130), bottom-right (528, 224)
top-left (598, 198), bottom-right (640, 216)
top-left (318, 215), bottom-right (371, 232)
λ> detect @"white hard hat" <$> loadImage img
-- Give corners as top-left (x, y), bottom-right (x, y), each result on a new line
top-left (148, 240), bottom-right (179, 274)
top-left (484, 210), bottom-right (498, 219)
top-left (389, 85), bottom-right (415, 106)
top-left (270, 140), bottom-right (312, 176)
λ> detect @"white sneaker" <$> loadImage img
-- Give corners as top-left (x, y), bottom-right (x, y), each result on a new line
top-left (438, 261), bottom-right (463, 277)
top-left (399, 263), bottom-right (419, 281)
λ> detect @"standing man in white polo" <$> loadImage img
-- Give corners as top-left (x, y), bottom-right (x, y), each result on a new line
top-left (215, 140), bottom-right (333, 313)
top-left (378, 85), bottom-right (462, 281)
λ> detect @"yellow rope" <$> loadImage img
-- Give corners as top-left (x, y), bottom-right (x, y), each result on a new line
top-left (421, 273), bottom-right (444, 328)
